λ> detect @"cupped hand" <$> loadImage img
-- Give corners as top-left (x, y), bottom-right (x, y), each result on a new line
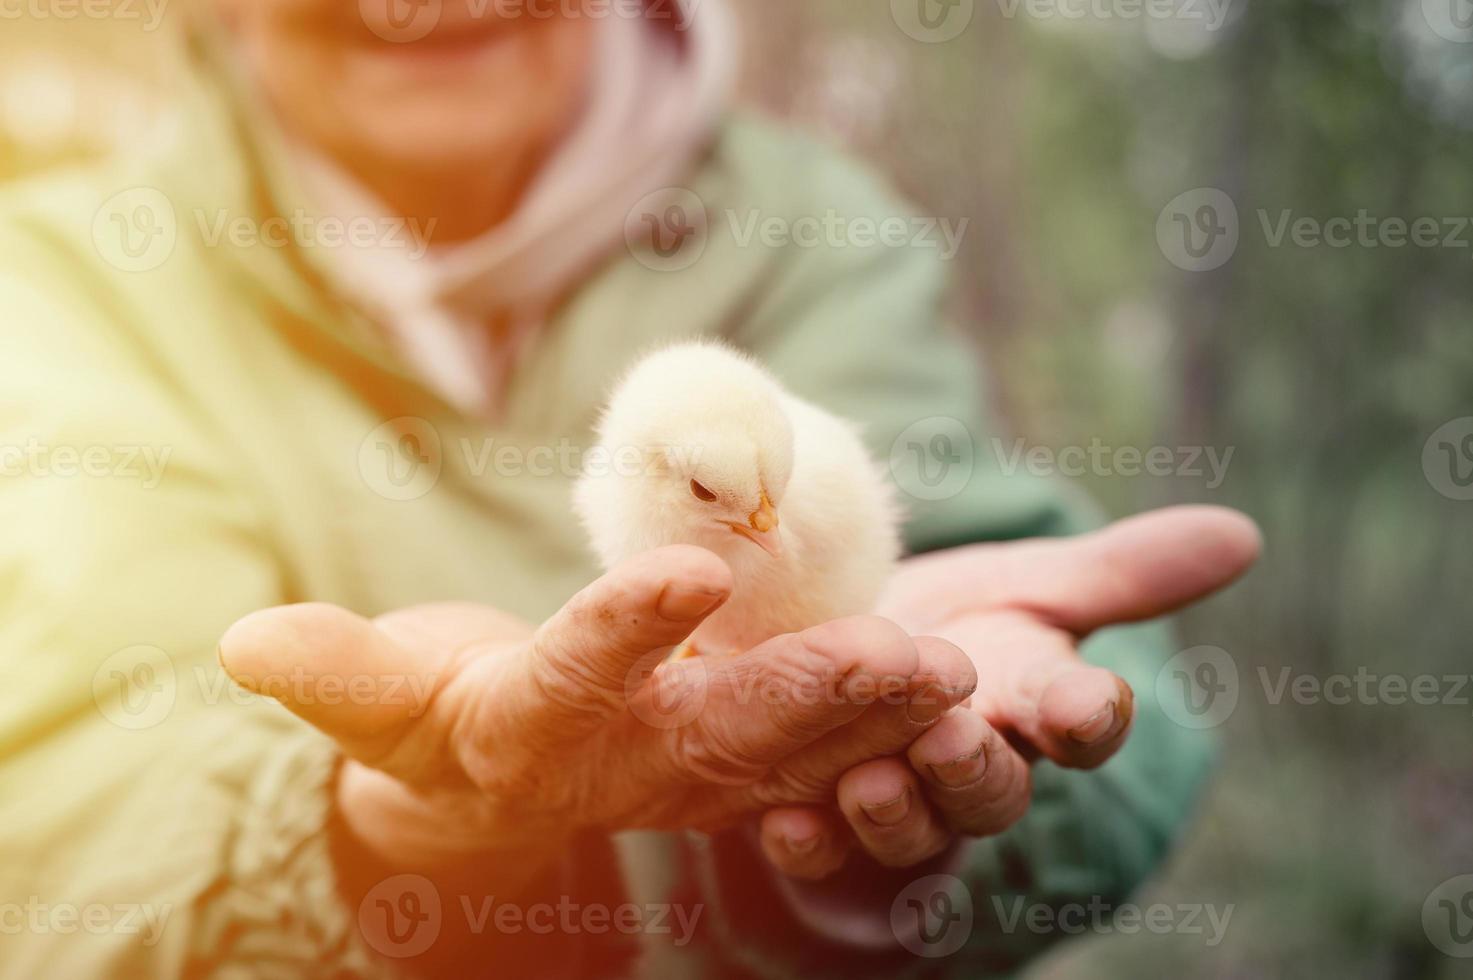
top-left (216, 545), bottom-right (977, 893)
top-left (758, 505), bottom-right (1262, 879)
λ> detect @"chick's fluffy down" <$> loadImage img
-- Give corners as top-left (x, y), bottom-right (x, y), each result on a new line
top-left (574, 341), bottom-right (902, 654)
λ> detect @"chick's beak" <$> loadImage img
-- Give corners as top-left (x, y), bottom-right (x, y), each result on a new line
top-left (730, 491), bottom-right (782, 557)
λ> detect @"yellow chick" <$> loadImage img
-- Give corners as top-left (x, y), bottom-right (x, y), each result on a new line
top-left (574, 341), bottom-right (901, 656)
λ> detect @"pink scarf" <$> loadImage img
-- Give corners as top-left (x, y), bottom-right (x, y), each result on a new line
top-left (289, 0), bottom-right (735, 414)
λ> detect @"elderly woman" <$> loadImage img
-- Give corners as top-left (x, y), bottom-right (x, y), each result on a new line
top-left (0, 0), bottom-right (1258, 976)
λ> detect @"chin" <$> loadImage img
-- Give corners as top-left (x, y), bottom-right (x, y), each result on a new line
top-left (286, 20), bottom-right (585, 181)
top-left (355, 104), bottom-right (528, 172)
top-left (342, 52), bottom-right (549, 160)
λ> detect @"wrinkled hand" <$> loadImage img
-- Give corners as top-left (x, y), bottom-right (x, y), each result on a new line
top-left (757, 505), bottom-right (1262, 878)
top-left (216, 546), bottom-right (978, 891)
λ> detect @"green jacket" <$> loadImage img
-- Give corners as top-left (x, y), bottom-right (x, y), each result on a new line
top-left (0, 35), bottom-right (1213, 980)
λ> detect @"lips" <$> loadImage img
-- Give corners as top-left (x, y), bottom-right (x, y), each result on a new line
top-left (354, 1), bottom-right (524, 51)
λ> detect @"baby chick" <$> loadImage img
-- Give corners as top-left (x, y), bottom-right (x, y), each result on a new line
top-left (574, 341), bottom-right (901, 656)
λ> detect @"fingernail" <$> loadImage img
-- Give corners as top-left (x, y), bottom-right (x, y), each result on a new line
top-left (928, 744), bottom-right (986, 789)
top-left (657, 585), bottom-right (725, 621)
top-left (784, 835), bottom-right (819, 855)
top-left (907, 684), bottom-right (948, 725)
top-left (860, 788), bottom-right (911, 827)
top-left (1067, 701), bottom-right (1119, 745)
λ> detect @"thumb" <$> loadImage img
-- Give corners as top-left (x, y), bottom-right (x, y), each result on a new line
top-left (893, 505), bottom-right (1262, 636)
top-left (516, 544), bottom-right (732, 737)
top-left (1017, 505), bottom-right (1262, 634)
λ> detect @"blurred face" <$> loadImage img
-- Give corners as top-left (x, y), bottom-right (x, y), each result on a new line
top-left (221, 0), bottom-right (594, 191)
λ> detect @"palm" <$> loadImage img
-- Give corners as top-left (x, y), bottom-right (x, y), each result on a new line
top-left (756, 507), bottom-right (1260, 878)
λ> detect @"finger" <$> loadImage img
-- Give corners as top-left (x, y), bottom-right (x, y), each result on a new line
top-left (219, 602), bottom-right (438, 756)
top-left (1034, 665), bottom-right (1135, 768)
top-left (908, 708), bottom-right (1033, 836)
top-left (961, 612), bottom-right (1135, 768)
top-left (659, 616), bottom-right (922, 786)
top-left (882, 505), bottom-right (1262, 636)
top-left (752, 636), bottom-right (976, 800)
top-left (836, 759), bottom-right (952, 868)
top-left (758, 807), bottom-right (852, 881)
top-left (520, 545), bottom-right (732, 736)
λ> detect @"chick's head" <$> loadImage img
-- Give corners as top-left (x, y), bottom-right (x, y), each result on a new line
top-left (576, 342), bottom-right (795, 567)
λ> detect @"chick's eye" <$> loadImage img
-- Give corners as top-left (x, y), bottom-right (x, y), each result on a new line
top-left (689, 480), bottom-right (718, 502)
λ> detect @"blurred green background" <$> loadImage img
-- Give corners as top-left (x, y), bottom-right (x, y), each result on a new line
top-left (4, 1), bottom-right (1471, 976)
